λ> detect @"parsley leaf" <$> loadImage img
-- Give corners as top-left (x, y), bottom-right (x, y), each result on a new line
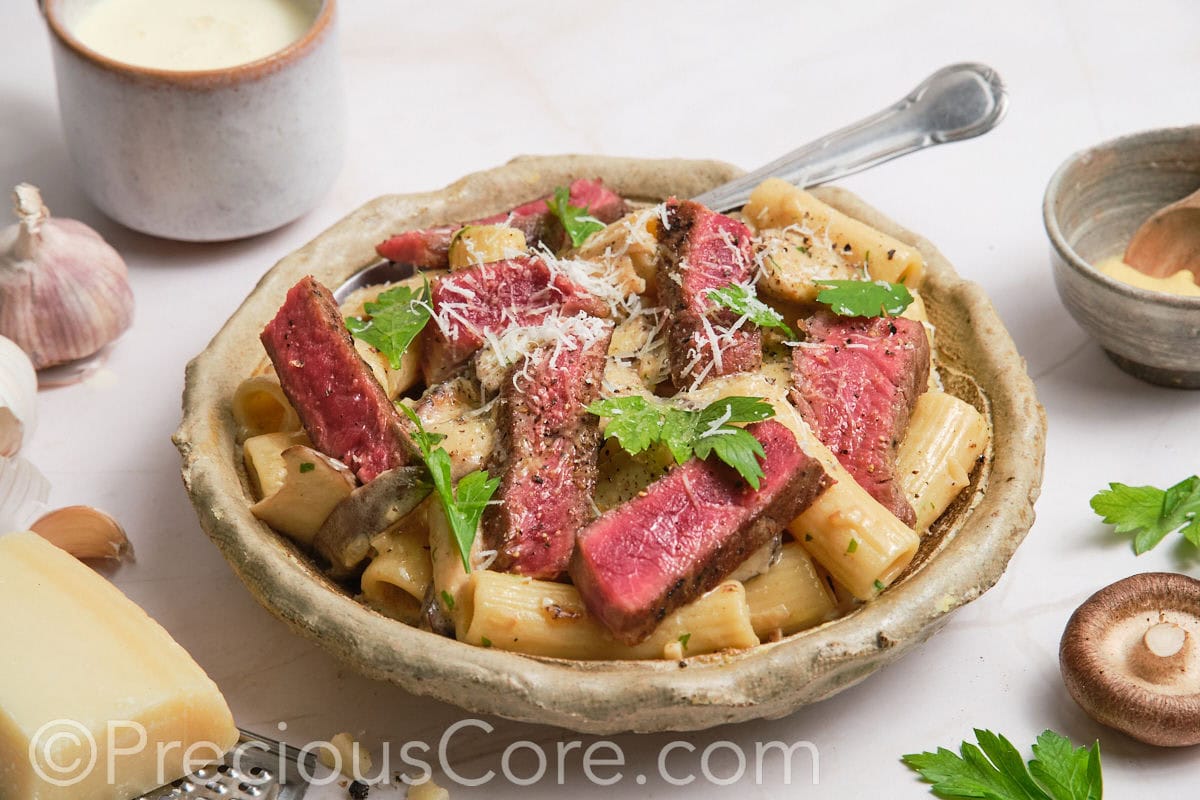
top-left (546, 186), bottom-right (605, 248)
top-left (815, 278), bottom-right (913, 318)
top-left (298, 462), bottom-right (315, 474)
top-left (345, 278), bottom-right (432, 369)
top-left (586, 395), bottom-right (776, 488)
top-left (903, 729), bottom-right (1102, 800)
top-left (1091, 475), bottom-right (1200, 554)
top-left (707, 283), bottom-right (795, 337)
top-left (399, 404), bottom-right (500, 571)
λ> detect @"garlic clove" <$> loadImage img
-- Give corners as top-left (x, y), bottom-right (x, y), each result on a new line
top-left (0, 183), bottom-right (134, 370)
top-left (0, 454), bottom-right (50, 530)
top-left (31, 505), bottom-right (133, 562)
top-left (0, 335), bottom-right (37, 454)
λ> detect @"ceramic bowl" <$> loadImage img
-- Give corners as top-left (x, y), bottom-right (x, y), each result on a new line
top-left (1044, 126), bottom-right (1200, 388)
top-left (42, 0), bottom-right (345, 241)
top-left (175, 156), bottom-right (1045, 733)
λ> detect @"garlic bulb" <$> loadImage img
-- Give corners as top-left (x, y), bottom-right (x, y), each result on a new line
top-left (0, 455), bottom-right (50, 531)
top-left (0, 184), bottom-right (134, 369)
top-left (0, 335), bottom-right (36, 456)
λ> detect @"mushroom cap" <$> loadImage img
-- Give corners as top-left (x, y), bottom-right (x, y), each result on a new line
top-left (1060, 572), bottom-right (1200, 747)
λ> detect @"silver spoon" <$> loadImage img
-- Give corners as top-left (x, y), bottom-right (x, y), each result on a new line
top-left (336, 62), bottom-right (1007, 302)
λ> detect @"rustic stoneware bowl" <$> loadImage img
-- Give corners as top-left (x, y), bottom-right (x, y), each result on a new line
top-left (42, 0), bottom-right (344, 241)
top-left (175, 156), bottom-right (1045, 733)
top-left (1044, 126), bottom-right (1200, 388)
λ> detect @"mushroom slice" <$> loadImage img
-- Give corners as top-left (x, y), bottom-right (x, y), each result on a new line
top-left (1060, 572), bottom-right (1200, 747)
top-left (313, 466), bottom-right (431, 577)
top-left (250, 446), bottom-right (356, 547)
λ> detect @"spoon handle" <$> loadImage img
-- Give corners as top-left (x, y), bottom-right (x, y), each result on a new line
top-left (692, 62), bottom-right (1008, 212)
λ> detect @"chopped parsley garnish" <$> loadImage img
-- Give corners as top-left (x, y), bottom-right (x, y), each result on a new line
top-left (480, 636), bottom-right (493, 648)
top-left (678, 633), bottom-right (692, 650)
top-left (903, 729), bottom-right (1102, 800)
top-left (440, 589), bottom-right (455, 610)
top-left (586, 395), bottom-right (776, 489)
top-left (815, 279), bottom-right (913, 318)
top-left (846, 538), bottom-right (858, 554)
top-left (873, 579), bottom-right (886, 591)
top-left (707, 283), bottom-right (795, 337)
top-left (546, 186), bottom-right (605, 248)
top-left (399, 404), bottom-right (500, 572)
top-left (298, 462), bottom-right (315, 474)
top-left (1091, 475), bottom-right (1200, 554)
top-left (345, 277), bottom-right (432, 369)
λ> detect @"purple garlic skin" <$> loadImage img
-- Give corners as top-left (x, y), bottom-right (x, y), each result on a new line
top-left (0, 184), bottom-right (134, 369)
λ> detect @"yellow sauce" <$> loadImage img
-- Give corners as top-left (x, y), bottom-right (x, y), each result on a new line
top-left (1094, 256), bottom-right (1200, 298)
top-left (73, 0), bottom-right (314, 72)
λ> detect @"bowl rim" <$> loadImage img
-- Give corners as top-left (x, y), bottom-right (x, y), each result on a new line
top-left (175, 155), bottom-right (1046, 733)
top-left (1042, 124), bottom-right (1200, 309)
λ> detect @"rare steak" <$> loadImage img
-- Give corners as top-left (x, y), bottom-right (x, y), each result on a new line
top-left (424, 256), bottom-right (609, 382)
top-left (261, 275), bottom-right (411, 483)
top-left (570, 420), bottom-right (831, 644)
top-left (656, 200), bottom-right (762, 387)
top-left (482, 318), bottom-right (613, 580)
top-left (376, 178), bottom-right (627, 267)
top-left (789, 312), bottom-right (930, 527)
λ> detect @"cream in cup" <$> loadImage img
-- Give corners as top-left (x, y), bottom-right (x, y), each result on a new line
top-left (42, 0), bottom-right (345, 241)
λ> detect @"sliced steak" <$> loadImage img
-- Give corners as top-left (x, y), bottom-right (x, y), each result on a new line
top-left (482, 318), bottom-right (613, 580)
top-left (656, 199), bottom-right (762, 387)
top-left (789, 312), bottom-right (930, 527)
top-left (261, 276), bottom-right (411, 483)
top-left (570, 420), bottom-right (831, 644)
top-left (376, 178), bottom-right (627, 267)
top-left (424, 256), bottom-right (610, 382)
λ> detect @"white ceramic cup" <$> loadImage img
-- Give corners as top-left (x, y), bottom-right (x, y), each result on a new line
top-left (42, 0), bottom-right (345, 241)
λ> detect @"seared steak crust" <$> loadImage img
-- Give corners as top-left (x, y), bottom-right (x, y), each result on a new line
top-left (656, 200), bottom-right (762, 387)
top-left (483, 322), bottom-right (613, 579)
top-left (789, 312), bottom-right (930, 527)
top-left (570, 420), bottom-right (831, 644)
top-left (260, 276), bottom-right (410, 483)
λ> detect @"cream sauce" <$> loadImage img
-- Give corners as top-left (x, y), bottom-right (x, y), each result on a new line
top-left (73, 0), bottom-right (314, 71)
top-left (1095, 256), bottom-right (1200, 298)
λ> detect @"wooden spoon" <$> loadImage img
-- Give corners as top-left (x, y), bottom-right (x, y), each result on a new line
top-left (1123, 187), bottom-right (1200, 279)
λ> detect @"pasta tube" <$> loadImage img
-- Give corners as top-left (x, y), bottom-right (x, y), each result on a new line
top-left (231, 374), bottom-right (301, 440)
top-left (897, 390), bottom-right (990, 532)
top-left (448, 225), bottom-right (527, 269)
top-left (743, 178), bottom-right (924, 286)
top-left (743, 543), bottom-right (836, 639)
top-left (361, 519), bottom-right (433, 625)
top-left (242, 430), bottom-right (310, 500)
top-left (460, 573), bottom-right (758, 660)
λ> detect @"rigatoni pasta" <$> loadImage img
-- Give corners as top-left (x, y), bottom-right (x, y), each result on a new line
top-left (897, 390), bottom-right (990, 532)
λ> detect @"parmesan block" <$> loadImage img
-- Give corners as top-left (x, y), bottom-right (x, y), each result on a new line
top-left (0, 532), bottom-right (238, 800)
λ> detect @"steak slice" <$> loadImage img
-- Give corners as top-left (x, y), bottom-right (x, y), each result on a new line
top-left (656, 200), bottom-right (762, 388)
top-left (424, 255), bottom-right (610, 382)
top-left (789, 312), bottom-right (930, 527)
top-left (261, 276), bottom-right (411, 483)
top-left (570, 420), bottom-right (831, 644)
top-left (376, 178), bottom-right (627, 267)
top-left (482, 317), bottom-right (613, 580)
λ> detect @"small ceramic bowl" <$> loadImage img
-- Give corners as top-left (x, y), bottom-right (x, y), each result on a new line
top-left (41, 0), bottom-right (345, 241)
top-left (175, 155), bottom-right (1046, 733)
top-left (1044, 126), bottom-right (1200, 388)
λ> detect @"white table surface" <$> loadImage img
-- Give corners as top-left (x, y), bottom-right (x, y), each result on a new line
top-left (4, 0), bottom-right (1199, 796)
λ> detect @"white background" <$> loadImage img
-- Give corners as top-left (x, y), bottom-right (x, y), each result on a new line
top-left (3, 0), bottom-right (1200, 796)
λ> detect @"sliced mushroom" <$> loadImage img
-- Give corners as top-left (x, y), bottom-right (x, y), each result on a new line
top-left (1060, 572), bottom-right (1200, 747)
top-left (313, 465), bottom-right (431, 576)
top-left (250, 446), bottom-right (356, 547)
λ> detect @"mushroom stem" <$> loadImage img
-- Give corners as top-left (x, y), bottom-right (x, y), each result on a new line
top-left (1130, 620), bottom-right (1189, 682)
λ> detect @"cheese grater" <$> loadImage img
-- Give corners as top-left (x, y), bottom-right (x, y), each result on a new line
top-left (134, 730), bottom-right (317, 800)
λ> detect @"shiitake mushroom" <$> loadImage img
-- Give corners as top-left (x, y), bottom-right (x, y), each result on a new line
top-left (1060, 572), bottom-right (1200, 747)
